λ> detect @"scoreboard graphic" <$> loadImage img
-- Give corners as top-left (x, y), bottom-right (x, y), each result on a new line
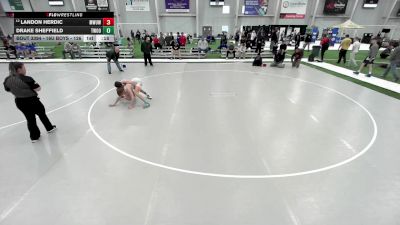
top-left (13, 12), bottom-right (115, 42)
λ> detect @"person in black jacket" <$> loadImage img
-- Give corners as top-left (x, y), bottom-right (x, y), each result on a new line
top-left (3, 62), bottom-right (56, 142)
top-left (294, 32), bottom-right (301, 49)
top-left (270, 44), bottom-right (286, 68)
top-left (141, 37), bottom-right (153, 66)
top-left (106, 46), bottom-right (124, 74)
top-left (270, 28), bottom-right (279, 52)
top-left (255, 36), bottom-right (263, 54)
top-left (303, 33), bottom-right (312, 51)
top-left (252, 53), bottom-right (262, 66)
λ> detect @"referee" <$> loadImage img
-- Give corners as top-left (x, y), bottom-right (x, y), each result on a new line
top-left (3, 62), bottom-right (56, 143)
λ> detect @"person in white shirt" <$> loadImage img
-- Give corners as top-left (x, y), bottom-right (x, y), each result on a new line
top-left (197, 38), bottom-right (209, 53)
top-left (349, 37), bottom-right (361, 67)
top-left (237, 42), bottom-right (247, 59)
top-left (250, 30), bottom-right (257, 46)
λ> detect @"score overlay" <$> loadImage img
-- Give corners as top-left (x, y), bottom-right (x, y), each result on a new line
top-left (13, 12), bottom-right (115, 42)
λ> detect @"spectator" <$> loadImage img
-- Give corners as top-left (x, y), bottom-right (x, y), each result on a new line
top-left (159, 32), bottom-right (165, 48)
top-left (279, 41), bottom-right (287, 51)
top-left (381, 41), bottom-right (400, 82)
top-left (127, 37), bottom-right (133, 49)
top-left (353, 39), bottom-right (380, 77)
top-left (375, 33), bottom-right (383, 48)
top-left (270, 45), bottom-right (286, 68)
top-left (144, 32), bottom-right (152, 43)
top-left (130, 29), bottom-right (134, 40)
top-left (270, 28), bottom-right (278, 52)
top-left (349, 37), bottom-right (361, 67)
top-left (27, 43), bottom-right (37, 59)
top-left (176, 32), bottom-right (181, 44)
top-left (16, 43), bottom-right (28, 59)
top-left (240, 34), bottom-right (247, 45)
top-left (62, 42), bottom-right (75, 59)
top-left (171, 40), bottom-right (181, 59)
top-left (320, 34), bottom-right (330, 62)
top-left (225, 42), bottom-right (236, 59)
top-left (294, 31), bottom-right (301, 49)
top-left (179, 32), bottom-right (187, 46)
top-left (72, 42), bottom-right (82, 59)
top-left (255, 36), bottom-right (263, 54)
top-left (153, 35), bottom-right (161, 49)
top-left (198, 37), bottom-right (209, 53)
top-left (235, 31), bottom-right (240, 43)
top-left (380, 45), bottom-right (393, 59)
top-left (250, 30), bottom-right (257, 47)
top-left (135, 30), bottom-right (141, 43)
top-left (291, 48), bottom-right (303, 68)
top-left (237, 42), bottom-right (247, 59)
top-left (164, 32), bottom-right (173, 46)
top-left (106, 46), bottom-right (124, 74)
top-left (303, 33), bottom-right (312, 51)
top-left (219, 33), bottom-right (228, 49)
top-left (337, 34), bottom-right (352, 64)
top-left (206, 34), bottom-right (212, 43)
top-left (141, 37), bottom-right (153, 66)
top-left (252, 53), bottom-right (262, 66)
top-left (2, 36), bottom-right (16, 59)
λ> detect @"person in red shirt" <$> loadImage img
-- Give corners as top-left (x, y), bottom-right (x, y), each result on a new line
top-left (153, 35), bottom-right (161, 49)
top-left (179, 32), bottom-right (187, 46)
top-left (320, 34), bottom-right (330, 62)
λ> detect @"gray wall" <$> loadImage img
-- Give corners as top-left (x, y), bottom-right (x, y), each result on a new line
top-left (0, 0), bottom-right (399, 39)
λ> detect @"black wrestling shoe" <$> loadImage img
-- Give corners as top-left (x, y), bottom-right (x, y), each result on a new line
top-left (47, 126), bottom-right (57, 133)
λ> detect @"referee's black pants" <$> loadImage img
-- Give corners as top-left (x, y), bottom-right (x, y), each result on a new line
top-left (15, 97), bottom-right (53, 140)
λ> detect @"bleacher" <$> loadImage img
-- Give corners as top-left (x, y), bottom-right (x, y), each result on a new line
top-left (151, 46), bottom-right (206, 59)
top-left (0, 46), bottom-right (55, 59)
top-left (79, 45), bottom-right (134, 59)
top-left (220, 48), bottom-right (274, 59)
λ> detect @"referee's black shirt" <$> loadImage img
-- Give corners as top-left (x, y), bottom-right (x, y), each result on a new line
top-left (3, 75), bottom-right (40, 98)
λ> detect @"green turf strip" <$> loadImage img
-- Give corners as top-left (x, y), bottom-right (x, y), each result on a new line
top-left (302, 61), bottom-right (400, 100)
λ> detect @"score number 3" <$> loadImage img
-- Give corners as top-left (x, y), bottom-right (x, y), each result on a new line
top-left (102, 18), bottom-right (114, 26)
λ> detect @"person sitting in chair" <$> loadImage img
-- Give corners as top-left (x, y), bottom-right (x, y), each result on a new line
top-left (225, 42), bottom-right (236, 59)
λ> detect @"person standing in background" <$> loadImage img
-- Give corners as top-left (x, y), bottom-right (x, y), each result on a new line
top-left (255, 36), bottom-right (263, 54)
top-left (349, 37), bottom-right (361, 67)
top-left (179, 32), bottom-right (187, 47)
top-left (3, 62), bottom-right (56, 142)
top-left (320, 34), bottom-right (330, 62)
top-left (337, 34), bottom-right (352, 64)
top-left (353, 39), bottom-right (379, 77)
top-left (294, 31), bottom-right (301, 49)
top-left (62, 42), bottom-right (74, 59)
top-left (141, 37), bottom-right (153, 66)
top-left (153, 35), bottom-right (161, 49)
top-left (381, 41), bottom-right (400, 82)
top-left (130, 29), bottom-right (134, 41)
top-left (250, 30), bottom-right (257, 47)
top-left (171, 40), bottom-right (182, 59)
top-left (159, 32), bottom-right (165, 48)
top-left (303, 33), bottom-right (312, 51)
top-left (135, 30), bottom-right (141, 43)
top-left (270, 28), bottom-right (278, 52)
